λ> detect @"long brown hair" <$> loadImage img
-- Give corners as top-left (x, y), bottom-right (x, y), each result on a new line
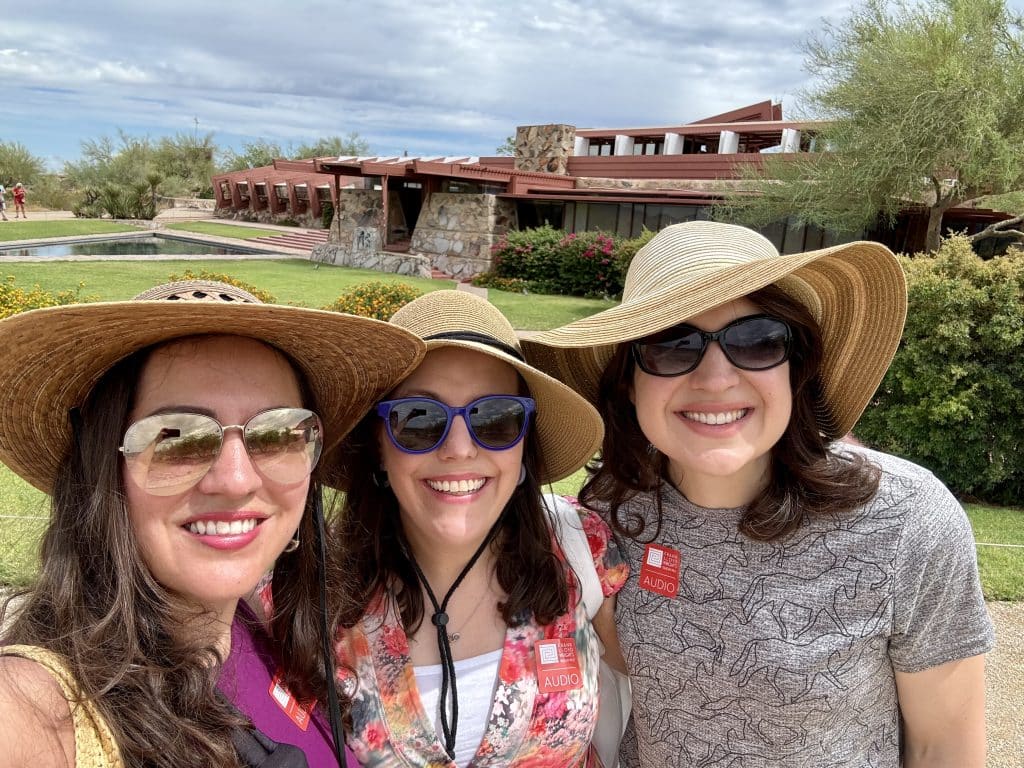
top-left (1, 338), bottom-right (328, 767)
top-left (330, 406), bottom-right (569, 638)
top-left (579, 284), bottom-right (881, 541)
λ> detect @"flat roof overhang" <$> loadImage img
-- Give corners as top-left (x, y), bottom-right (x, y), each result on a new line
top-left (499, 189), bottom-right (721, 206)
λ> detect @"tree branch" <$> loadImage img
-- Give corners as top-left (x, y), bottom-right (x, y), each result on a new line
top-left (967, 214), bottom-right (1024, 243)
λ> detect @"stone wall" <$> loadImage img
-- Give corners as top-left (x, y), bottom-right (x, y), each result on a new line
top-left (410, 193), bottom-right (517, 278)
top-left (514, 124), bottom-right (576, 175)
top-left (214, 207), bottom-right (324, 228)
top-left (310, 243), bottom-right (431, 278)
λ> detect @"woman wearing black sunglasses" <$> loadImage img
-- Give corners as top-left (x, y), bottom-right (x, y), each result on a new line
top-left (323, 290), bottom-right (628, 767)
top-left (0, 280), bottom-right (423, 768)
top-left (524, 221), bottom-right (993, 768)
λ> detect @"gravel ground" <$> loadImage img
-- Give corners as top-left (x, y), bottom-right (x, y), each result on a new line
top-left (986, 602), bottom-right (1023, 767)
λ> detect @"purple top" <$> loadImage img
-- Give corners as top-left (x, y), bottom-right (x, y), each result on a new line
top-left (218, 602), bottom-right (355, 767)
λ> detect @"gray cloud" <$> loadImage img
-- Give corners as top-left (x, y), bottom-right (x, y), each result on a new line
top-left (4, 0), bottom-right (1014, 164)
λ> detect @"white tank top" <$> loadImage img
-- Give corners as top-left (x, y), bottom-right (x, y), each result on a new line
top-left (413, 648), bottom-right (503, 767)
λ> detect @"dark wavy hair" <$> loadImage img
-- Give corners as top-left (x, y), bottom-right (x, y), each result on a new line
top-left (330, 394), bottom-right (569, 639)
top-left (0, 336), bottom-right (329, 768)
top-left (579, 284), bottom-right (881, 542)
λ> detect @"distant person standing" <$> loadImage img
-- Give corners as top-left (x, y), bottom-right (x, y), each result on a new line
top-left (0, 183), bottom-right (7, 221)
top-left (12, 182), bottom-right (26, 218)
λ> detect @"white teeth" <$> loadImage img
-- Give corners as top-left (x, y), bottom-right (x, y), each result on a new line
top-left (426, 478), bottom-right (486, 494)
top-left (187, 518), bottom-right (258, 535)
top-left (683, 409), bottom-right (748, 425)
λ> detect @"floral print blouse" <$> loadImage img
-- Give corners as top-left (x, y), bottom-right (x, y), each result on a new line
top-left (336, 505), bottom-right (629, 767)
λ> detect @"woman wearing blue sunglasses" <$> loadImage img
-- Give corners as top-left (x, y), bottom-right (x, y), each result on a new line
top-left (323, 290), bottom-right (629, 767)
top-left (525, 221), bottom-right (994, 768)
top-left (0, 280), bottom-right (423, 768)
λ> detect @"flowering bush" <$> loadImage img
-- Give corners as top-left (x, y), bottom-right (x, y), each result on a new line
top-left (166, 269), bottom-right (277, 303)
top-left (482, 225), bottom-right (658, 297)
top-left (555, 231), bottom-right (623, 297)
top-left (323, 281), bottom-right (421, 321)
top-left (0, 276), bottom-right (93, 319)
top-left (489, 225), bottom-right (565, 290)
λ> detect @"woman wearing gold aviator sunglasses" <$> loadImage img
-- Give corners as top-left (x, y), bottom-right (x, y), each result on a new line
top-left (0, 280), bottom-right (424, 768)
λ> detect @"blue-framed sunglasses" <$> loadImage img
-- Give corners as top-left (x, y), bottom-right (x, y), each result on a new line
top-left (376, 395), bottom-right (536, 454)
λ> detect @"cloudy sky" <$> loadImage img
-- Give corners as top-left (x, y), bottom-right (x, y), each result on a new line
top-left (2, 0), bottom-right (1013, 169)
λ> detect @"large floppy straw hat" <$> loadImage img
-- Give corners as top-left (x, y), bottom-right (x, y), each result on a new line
top-left (522, 220), bottom-right (907, 438)
top-left (0, 280), bottom-right (425, 493)
top-left (387, 290), bottom-right (604, 483)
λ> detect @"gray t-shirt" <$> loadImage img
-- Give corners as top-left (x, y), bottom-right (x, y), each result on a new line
top-left (611, 446), bottom-right (994, 768)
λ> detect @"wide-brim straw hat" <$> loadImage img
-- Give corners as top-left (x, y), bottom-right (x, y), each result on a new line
top-left (387, 290), bottom-right (603, 483)
top-left (522, 221), bottom-right (907, 438)
top-left (0, 280), bottom-right (425, 493)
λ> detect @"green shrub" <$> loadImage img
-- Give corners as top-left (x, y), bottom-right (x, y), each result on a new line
top-left (97, 181), bottom-right (155, 220)
top-left (490, 225), bottom-right (565, 289)
top-left (471, 273), bottom-right (530, 293)
top-left (165, 269), bottom-right (277, 304)
top-left (555, 231), bottom-right (623, 297)
top-left (0, 276), bottom-right (93, 319)
top-left (857, 235), bottom-right (1024, 504)
top-left (616, 227), bottom-right (657, 279)
top-left (483, 226), bottom-right (657, 298)
top-left (321, 202), bottom-right (335, 230)
top-left (323, 281), bottom-right (422, 321)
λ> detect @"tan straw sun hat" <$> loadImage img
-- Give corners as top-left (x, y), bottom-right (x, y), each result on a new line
top-left (388, 290), bottom-right (603, 483)
top-left (522, 220), bottom-right (907, 438)
top-left (0, 279), bottom-right (425, 493)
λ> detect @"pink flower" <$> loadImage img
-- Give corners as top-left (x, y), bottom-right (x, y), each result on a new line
top-left (363, 723), bottom-right (386, 750)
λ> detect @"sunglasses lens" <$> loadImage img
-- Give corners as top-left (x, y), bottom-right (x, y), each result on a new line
top-left (244, 408), bottom-right (323, 484)
top-left (468, 397), bottom-right (528, 449)
top-left (386, 400), bottom-right (449, 452)
top-left (122, 413), bottom-right (223, 496)
top-left (635, 330), bottom-right (704, 375)
top-left (722, 317), bottom-right (790, 369)
top-left (121, 408), bottom-right (322, 495)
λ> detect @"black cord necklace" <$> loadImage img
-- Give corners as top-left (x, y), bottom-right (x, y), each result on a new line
top-left (404, 517), bottom-right (503, 760)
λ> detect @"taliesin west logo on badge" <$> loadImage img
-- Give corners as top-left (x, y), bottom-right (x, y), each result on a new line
top-left (534, 638), bottom-right (583, 693)
top-left (639, 543), bottom-right (680, 598)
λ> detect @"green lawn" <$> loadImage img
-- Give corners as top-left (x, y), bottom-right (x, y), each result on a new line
top-left (967, 503), bottom-right (1024, 601)
top-left (0, 220), bottom-right (140, 241)
top-left (163, 221), bottom-right (291, 239)
top-left (0, 260), bottom-right (612, 329)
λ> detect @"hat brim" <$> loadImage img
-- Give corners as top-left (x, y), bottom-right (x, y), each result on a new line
top-left (417, 338), bottom-right (603, 483)
top-left (0, 301), bottom-right (425, 492)
top-left (523, 240), bottom-right (906, 438)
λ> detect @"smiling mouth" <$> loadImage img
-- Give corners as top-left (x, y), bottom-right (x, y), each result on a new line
top-left (186, 518), bottom-right (260, 535)
top-left (426, 478), bottom-right (486, 495)
top-left (681, 409), bottom-right (749, 426)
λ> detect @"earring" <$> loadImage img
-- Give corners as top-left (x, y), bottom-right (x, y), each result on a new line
top-left (372, 470), bottom-right (391, 488)
top-left (283, 536), bottom-right (300, 553)
top-left (646, 442), bottom-right (659, 457)
top-left (517, 464), bottom-right (527, 486)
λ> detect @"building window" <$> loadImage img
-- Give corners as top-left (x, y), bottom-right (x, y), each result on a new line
top-left (632, 139), bottom-right (663, 156)
top-left (587, 139), bottom-right (615, 156)
top-left (444, 180), bottom-right (483, 193)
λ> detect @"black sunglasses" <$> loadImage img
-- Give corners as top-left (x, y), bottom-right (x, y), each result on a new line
top-left (632, 314), bottom-right (792, 377)
top-left (376, 395), bottom-right (536, 454)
